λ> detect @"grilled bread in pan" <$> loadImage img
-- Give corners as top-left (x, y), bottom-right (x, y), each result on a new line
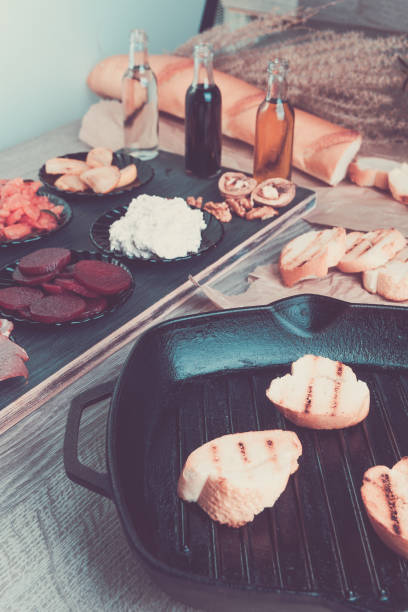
top-left (361, 458), bottom-right (408, 558)
top-left (178, 430), bottom-right (302, 528)
top-left (266, 355), bottom-right (370, 430)
top-left (337, 228), bottom-right (406, 274)
top-left (279, 227), bottom-right (346, 287)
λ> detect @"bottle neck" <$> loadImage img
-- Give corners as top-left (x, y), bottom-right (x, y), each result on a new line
top-left (192, 44), bottom-right (215, 87)
top-left (266, 60), bottom-right (289, 101)
top-left (128, 29), bottom-right (148, 69)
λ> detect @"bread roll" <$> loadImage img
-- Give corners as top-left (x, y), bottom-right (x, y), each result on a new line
top-left (87, 54), bottom-right (362, 186)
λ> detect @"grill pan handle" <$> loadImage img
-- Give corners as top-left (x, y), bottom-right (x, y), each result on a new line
top-left (64, 379), bottom-right (116, 499)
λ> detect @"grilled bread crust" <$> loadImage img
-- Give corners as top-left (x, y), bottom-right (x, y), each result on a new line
top-left (266, 355), bottom-right (370, 430)
top-left (362, 246), bottom-right (408, 301)
top-left (178, 430), bottom-right (302, 528)
top-left (361, 458), bottom-right (408, 558)
top-left (279, 227), bottom-right (346, 287)
top-left (337, 229), bottom-right (406, 274)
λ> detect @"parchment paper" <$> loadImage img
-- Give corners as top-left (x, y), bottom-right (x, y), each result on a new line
top-left (192, 263), bottom-right (408, 310)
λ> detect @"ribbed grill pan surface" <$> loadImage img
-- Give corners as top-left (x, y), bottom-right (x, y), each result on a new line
top-left (111, 295), bottom-right (408, 611)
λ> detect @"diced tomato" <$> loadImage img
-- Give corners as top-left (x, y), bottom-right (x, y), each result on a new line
top-left (23, 203), bottom-right (40, 222)
top-left (50, 204), bottom-right (64, 217)
top-left (3, 223), bottom-right (32, 240)
top-left (32, 211), bottom-right (58, 231)
top-left (6, 208), bottom-right (24, 225)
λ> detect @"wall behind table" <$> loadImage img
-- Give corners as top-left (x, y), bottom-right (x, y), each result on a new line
top-left (0, 0), bottom-right (205, 152)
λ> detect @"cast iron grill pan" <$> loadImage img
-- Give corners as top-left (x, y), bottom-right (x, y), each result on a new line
top-left (66, 295), bottom-right (408, 611)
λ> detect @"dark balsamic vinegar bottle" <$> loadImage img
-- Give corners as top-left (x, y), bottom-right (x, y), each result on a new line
top-left (185, 43), bottom-right (222, 178)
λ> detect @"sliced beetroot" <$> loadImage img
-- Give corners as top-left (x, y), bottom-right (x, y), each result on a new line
top-left (81, 296), bottom-right (108, 318)
top-left (29, 294), bottom-right (86, 323)
top-left (18, 247), bottom-right (71, 276)
top-left (58, 264), bottom-right (75, 278)
top-left (73, 260), bottom-right (132, 296)
top-left (41, 282), bottom-right (65, 295)
top-left (0, 286), bottom-right (43, 311)
top-left (54, 277), bottom-right (100, 298)
top-left (12, 267), bottom-right (57, 286)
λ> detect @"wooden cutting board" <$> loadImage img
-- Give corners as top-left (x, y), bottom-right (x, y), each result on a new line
top-left (0, 151), bottom-right (315, 433)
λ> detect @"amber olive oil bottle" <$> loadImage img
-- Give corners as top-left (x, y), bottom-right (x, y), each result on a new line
top-left (253, 59), bottom-right (294, 182)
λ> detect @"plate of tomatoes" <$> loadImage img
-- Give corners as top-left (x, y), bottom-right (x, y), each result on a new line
top-left (0, 178), bottom-right (72, 247)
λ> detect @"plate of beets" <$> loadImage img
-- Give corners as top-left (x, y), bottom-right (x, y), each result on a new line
top-left (0, 247), bottom-right (134, 325)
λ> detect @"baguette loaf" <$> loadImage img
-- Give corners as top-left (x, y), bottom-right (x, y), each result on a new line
top-left (87, 54), bottom-right (362, 186)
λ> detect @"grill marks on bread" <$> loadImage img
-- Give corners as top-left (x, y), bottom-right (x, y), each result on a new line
top-left (178, 430), bottom-right (302, 527)
top-left (338, 228), bottom-right (406, 274)
top-left (266, 355), bottom-right (369, 429)
top-left (279, 227), bottom-right (346, 287)
top-left (361, 458), bottom-right (408, 557)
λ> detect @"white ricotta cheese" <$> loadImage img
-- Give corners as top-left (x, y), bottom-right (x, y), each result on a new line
top-left (109, 194), bottom-right (207, 259)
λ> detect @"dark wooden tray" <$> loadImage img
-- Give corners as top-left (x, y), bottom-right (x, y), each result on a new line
top-left (0, 151), bottom-right (315, 432)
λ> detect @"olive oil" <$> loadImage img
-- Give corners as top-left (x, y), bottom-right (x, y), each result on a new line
top-left (253, 59), bottom-right (294, 182)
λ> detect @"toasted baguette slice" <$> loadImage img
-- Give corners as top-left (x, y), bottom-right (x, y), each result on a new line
top-left (338, 229), bottom-right (406, 274)
top-left (80, 166), bottom-right (120, 194)
top-left (363, 246), bottom-right (408, 299)
top-left (266, 355), bottom-right (370, 429)
top-left (86, 147), bottom-right (113, 168)
top-left (279, 227), bottom-right (346, 287)
top-left (45, 157), bottom-right (89, 175)
top-left (389, 163), bottom-right (408, 205)
top-left (361, 457), bottom-right (408, 558)
top-left (54, 174), bottom-right (88, 192)
top-left (178, 430), bottom-right (302, 528)
top-left (116, 164), bottom-right (137, 188)
top-left (348, 156), bottom-right (400, 190)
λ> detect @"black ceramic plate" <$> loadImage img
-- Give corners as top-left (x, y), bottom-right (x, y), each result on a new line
top-left (0, 250), bottom-right (134, 326)
top-left (0, 182), bottom-right (72, 248)
top-left (90, 204), bottom-right (224, 263)
top-left (38, 151), bottom-right (154, 197)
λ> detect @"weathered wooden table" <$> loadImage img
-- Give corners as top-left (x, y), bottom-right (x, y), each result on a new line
top-left (0, 117), bottom-right (405, 611)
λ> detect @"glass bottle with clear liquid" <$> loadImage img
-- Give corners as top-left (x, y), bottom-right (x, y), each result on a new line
top-left (253, 59), bottom-right (294, 182)
top-left (122, 29), bottom-right (159, 160)
top-left (185, 43), bottom-right (222, 178)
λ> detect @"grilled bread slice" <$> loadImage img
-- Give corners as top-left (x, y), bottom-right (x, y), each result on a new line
top-left (54, 174), bottom-right (88, 192)
top-left (362, 246), bottom-right (408, 301)
top-left (361, 458), bottom-right (408, 558)
top-left (45, 157), bottom-right (89, 175)
top-left (279, 227), bottom-right (346, 287)
top-left (116, 164), bottom-right (137, 188)
top-left (86, 147), bottom-right (113, 168)
top-left (80, 166), bottom-right (120, 194)
top-left (266, 355), bottom-right (370, 429)
top-left (337, 229), bottom-right (406, 274)
top-left (178, 429), bottom-right (302, 528)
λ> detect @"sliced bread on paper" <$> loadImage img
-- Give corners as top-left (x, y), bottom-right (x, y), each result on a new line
top-left (363, 246), bottom-right (408, 301)
top-left (389, 163), bottom-right (408, 205)
top-left (337, 229), bottom-right (406, 274)
top-left (279, 227), bottom-right (346, 287)
top-left (361, 457), bottom-right (408, 558)
top-left (348, 156), bottom-right (400, 190)
top-left (266, 355), bottom-right (370, 430)
top-left (178, 430), bottom-right (302, 528)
